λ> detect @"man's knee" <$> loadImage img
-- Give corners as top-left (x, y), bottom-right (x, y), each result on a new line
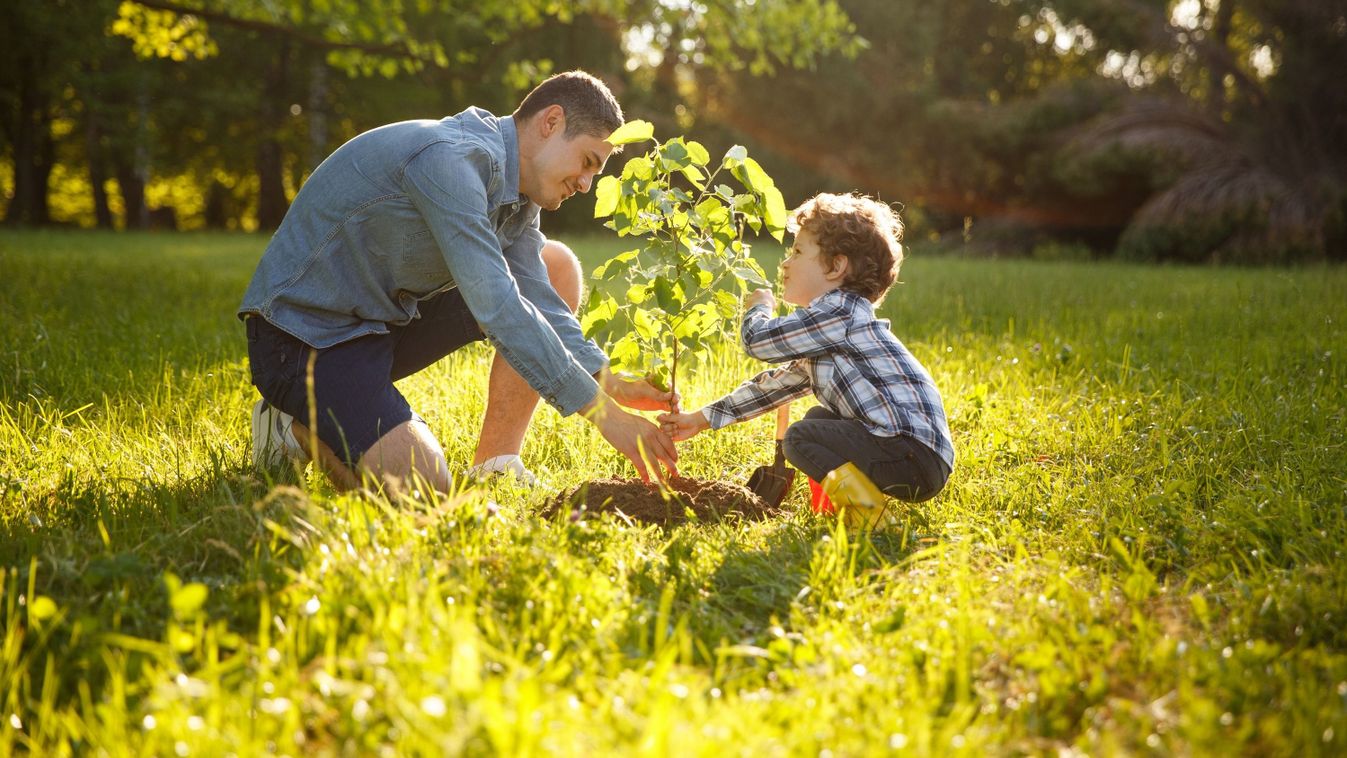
top-left (357, 418), bottom-right (451, 492)
top-left (541, 240), bottom-right (583, 313)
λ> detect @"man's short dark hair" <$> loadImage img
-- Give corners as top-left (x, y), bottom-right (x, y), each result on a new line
top-left (514, 70), bottom-right (624, 139)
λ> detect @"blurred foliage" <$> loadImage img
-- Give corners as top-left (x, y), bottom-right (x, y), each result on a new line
top-left (696, 0), bottom-right (1347, 263)
top-left (2, 0), bottom-right (1344, 263)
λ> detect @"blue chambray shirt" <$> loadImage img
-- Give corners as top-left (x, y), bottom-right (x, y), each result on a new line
top-left (238, 107), bottom-right (607, 416)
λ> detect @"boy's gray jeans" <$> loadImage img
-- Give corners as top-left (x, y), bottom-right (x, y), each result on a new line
top-left (782, 406), bottom-right (951, 502)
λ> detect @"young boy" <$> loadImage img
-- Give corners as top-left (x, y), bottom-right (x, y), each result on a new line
top-left (657, 192), bottom-right (954, 527)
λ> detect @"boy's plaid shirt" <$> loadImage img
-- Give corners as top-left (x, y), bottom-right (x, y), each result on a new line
top-left (703, 289), bottom-right (955, 471)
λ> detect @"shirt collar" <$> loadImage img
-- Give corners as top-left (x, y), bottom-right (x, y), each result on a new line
top-left (811, 288), bottom-right (874, 314)
top-left (500, 114), bottom-right (524, 205)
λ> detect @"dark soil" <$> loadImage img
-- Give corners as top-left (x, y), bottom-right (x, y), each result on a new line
top-left (544, 476), bottom-right (781, 527)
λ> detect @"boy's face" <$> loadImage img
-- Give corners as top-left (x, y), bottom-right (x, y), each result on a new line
top-left (781, 228), bottom-right (847, 306)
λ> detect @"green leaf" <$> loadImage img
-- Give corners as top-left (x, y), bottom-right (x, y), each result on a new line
top-left (680, 165), bottom-right (706, 190)
top-left (734, 264), bottom-right (769, 288)
top-left (695, 197), bottom-right (729, 228)
top-left (606, 119), bottom-right (655, 146)
top-left (714, 290), bottom-right (739, 317)
top-left (646, 365), bottom-right (670, 393)
top-left (622, 156), bottom-right (656, 181)
top-left (763, 185), bottom-right (787, 241)
top-left (723, 145), bottom-right (748, 166)
top-left (686, 140), bottom-right (711, 166)
top-left (875, 606), bottom-right (906, 634)
top-left (170, 581), bottom-right (209, 619)
top-left (610, 333), bottom-right (641, 371)
top-left (581, 293), bottom-right (618, 337)
top-left (29, 596), bottom-right (57, 622)
top-left (594, 175), bottom-right (620, 218)
top-left (653, 276), bottom-right (683, 313)
top-left (625, 283), bottom-right (649, 305)
top-left (659, 140), bottom-right (691, 170)
top-left (741, 157), bottom-right (773, 192)
top-left (632, 308), bottom-right (657, 340)
top-left (594, 249), bottom-right (640, 280)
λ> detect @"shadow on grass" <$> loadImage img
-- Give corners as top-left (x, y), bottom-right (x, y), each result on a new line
top-left (0, 453), bottom-right (325, 712)
top-left (1, 454), bottom-right (311, 639)
top-left (643, 514), bottom-right (930, 664)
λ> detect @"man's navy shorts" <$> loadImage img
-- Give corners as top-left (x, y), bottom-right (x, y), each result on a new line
top-left (244, 287), bottom-right (485, 468)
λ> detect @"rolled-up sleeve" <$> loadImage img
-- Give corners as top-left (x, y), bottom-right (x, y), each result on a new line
top-left (502, 221), bottom-right (610, 377)
top-left (702, 362), bottom-right (813, 429)
top-left (402, 143), bottom-right (598, 416)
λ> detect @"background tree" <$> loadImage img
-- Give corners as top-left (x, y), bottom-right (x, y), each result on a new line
top-left (690, 0), bottom-right (1346, 262)
top-left (0, 0), bottom-right (858, 231)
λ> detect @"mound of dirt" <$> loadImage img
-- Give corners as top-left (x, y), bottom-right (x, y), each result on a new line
top-left (544, 476), bottom-right (781, 526)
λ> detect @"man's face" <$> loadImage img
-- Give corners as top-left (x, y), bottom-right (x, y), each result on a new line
top-left (525, 123), bottom-right (614, 211)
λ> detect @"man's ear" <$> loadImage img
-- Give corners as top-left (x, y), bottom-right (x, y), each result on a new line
top-left (538, 104), bottom-right (566, 138)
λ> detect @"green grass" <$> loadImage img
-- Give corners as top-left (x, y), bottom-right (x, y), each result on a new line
top-left (1, 229), bottom-right (1345, 755)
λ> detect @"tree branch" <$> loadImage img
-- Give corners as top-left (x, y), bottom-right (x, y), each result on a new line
top-left (129, 0), bottom-right (423, 59)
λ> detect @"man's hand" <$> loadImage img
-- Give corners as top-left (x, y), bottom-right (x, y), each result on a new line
top-left (657, 410), bottom-right (711, 443)
top-left (597, 367), bottom-right (681, 412)
top-left (582, 391), bottom-right (679, 482)
top-left (745, 288), bottom-right (775, 311)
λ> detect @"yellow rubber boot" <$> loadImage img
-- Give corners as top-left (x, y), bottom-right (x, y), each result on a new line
top-left (821, 462), bottom-right (893, 530)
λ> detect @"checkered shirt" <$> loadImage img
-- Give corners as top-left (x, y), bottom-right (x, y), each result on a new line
top-left (703, 289), bottom-right (955, 471)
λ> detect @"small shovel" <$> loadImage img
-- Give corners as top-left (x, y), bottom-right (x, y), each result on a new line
top-left (746, 404), bottom-right (796, 507)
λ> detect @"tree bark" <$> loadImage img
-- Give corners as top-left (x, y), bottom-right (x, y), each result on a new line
top-left (4, 54), bottom-right (50, 227)
top-left (115, 159), bottom-right (146, 230)
top-left (256, 43), bottom-right (290, 230)
top-left (84, 108), bottom-right (114, 229)
top-left (307, 59), bottom-right (328, 172)
top-left (204, 179), bottom-right (229, 229)
top-left (1208, 0), bottom-right (1236, 112)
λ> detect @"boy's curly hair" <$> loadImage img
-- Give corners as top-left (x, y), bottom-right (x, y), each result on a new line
top-left (788, 192), bottom-right (904, 303)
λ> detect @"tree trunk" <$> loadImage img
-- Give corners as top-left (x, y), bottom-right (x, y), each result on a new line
top-left (85, 108), bottom-right (114, 229)
top-left (255, 43), bottom-right (290, 230)
top-left (33, 120), bottom-right (54, 225)
top-left (306, 59), bottom-right (328, 172)
top-left (116, 85), bottom-right (152, 229)
top-left (115, 159), bottom-right (146, 230)
top-left (204, 179), bottom-right (229, 228)
top-left (4, 55), bottom-right (50, 227)
top-left (1208, 0), bottom-right (1236, 112)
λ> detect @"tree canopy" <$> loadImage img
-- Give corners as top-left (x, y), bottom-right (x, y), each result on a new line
top-left (2, 0), bottom-right (1343, 263)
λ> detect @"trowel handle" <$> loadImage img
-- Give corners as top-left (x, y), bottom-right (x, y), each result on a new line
top-left (774, 403), bottom-right (792, 441)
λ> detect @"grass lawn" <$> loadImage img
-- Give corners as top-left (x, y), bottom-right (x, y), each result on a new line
top-left (1, 229), bottom-right (1345, 755)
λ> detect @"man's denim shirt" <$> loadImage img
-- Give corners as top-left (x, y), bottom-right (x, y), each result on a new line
top-left (238, 107), bottom-right (606, 416)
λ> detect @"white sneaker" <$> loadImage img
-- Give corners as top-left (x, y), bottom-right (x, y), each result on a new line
top-left (251, 398), bottom-right (304, 468)
top-left (466, 454), bottom-right (543, 488)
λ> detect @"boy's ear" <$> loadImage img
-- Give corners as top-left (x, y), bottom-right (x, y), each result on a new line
top-left (827, 254), bottom-right (850, 281)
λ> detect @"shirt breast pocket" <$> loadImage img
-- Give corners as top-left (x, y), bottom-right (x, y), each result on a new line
top-left (401, 227), bottom-right (451, 283)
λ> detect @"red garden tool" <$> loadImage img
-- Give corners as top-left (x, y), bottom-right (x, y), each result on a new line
top-left (746, 404), bottom-right (797, 507)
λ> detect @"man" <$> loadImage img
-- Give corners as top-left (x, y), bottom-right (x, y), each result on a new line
top-left (238, 71), bottom-right (678, 491)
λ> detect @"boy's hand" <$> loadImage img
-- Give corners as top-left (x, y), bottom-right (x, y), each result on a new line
top-left (597, 368), bottom-right (682, 412)
top-left (657, 410), bottom-right (712, 442)
top-left (745, 288), bottom-right (775, 311)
